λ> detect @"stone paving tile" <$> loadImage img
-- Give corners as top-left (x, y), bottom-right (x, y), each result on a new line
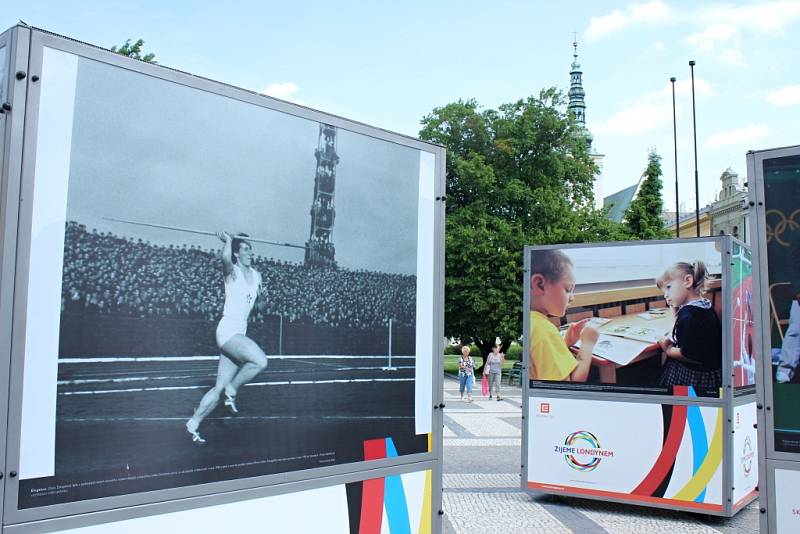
top-left (447, 412), bottom-right (520, 436)
top-left (443, 473), bottom-right (520, 488)
top-left (704, 502), bottom-right (759, 534)
top-left (501, 416), bottom-right (522, 429)
top-left (444, 438), bottom-right (521, 447)
top-left (444, 446), bottom-right (522, 474)
top-left (444, 400), bottom-right (483, 410)
top-left (562, 496), bottom-right (723, 534)
top-left (469, 399), bottom-right (523, 413)
top-left (443, 491), bottom-right (573, 534)
top-left (440, 378), bottom-right (758, 534)
top-left (443, 414), bottom-right (476, 438)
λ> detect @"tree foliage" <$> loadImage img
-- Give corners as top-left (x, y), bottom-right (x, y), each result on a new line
top-left (111, 38), bottom-right (156, 63)
top-left (623, 150), bottom-right (672, 240)
top-left (419, 91), bottom-right (627, 359)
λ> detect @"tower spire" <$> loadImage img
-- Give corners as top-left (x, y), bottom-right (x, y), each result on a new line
top-left (568, 36), bottom-right (593, 150)
top-left (573, 32), bottom-right (578, 60)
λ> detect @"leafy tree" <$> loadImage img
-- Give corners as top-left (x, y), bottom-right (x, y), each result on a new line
top-left (420, 90), bottom-right (626, 364)
top-left (623, 150), bottom-right (672, 240)
top-left (111, 38), bottom-right (156, 63)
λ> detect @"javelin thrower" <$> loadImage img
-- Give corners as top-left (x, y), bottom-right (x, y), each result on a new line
top-left (103, 218), bottom-right (302, 444)
top-left (185, 231), bottom-right (268, 444)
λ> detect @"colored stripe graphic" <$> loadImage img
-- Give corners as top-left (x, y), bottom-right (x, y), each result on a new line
top-left (384, 439), bottom-right (411, 534)
top-left (684, 386), bottom-right (708, 502)
top-left (360, 439), bottom-right (387, 534)
top-left (419, 470), bottom-right (432, 534)
top-left (672, 409), bottom-right (723, 502)
top-left (632, 404), bottom-right (687, 495)
top-left (686, 405), bottom-right (709, 502)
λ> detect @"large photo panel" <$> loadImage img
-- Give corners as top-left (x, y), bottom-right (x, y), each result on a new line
top-left (761, 152), bottom-right (800, 454)
top-left (15, 46), bottom-right (436, 509)
top-left (528, 240), bottom-right (725, 397)
top-left (732, 241), bottom-right (756, 394)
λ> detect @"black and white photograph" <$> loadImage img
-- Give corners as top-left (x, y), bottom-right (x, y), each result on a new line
top-left (18, 53), bottom-right (431, 508)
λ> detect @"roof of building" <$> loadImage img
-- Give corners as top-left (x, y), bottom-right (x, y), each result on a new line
top-left (603, 179), bottom-right (642, 223)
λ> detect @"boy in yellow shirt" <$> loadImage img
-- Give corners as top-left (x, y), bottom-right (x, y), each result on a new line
top-left (530, 249), bottom-right (599, 381)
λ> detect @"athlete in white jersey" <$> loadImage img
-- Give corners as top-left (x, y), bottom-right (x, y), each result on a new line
top-left (187, 231), bottom-right (268, 444)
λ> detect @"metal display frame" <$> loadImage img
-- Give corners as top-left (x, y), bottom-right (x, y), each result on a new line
top-left (749, 145), bottom-right (800, 533)
top-left (521, 236), bottom-right (758, 517)
top-left (0, 26), bottom-right (445, 533)
top-left (0, 25), bottom-right (32, 529)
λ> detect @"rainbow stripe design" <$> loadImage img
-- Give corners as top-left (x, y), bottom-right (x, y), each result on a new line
top-left (563, 431), bottom-right (603, 472)
top-left (347, 438), bottom-right (432, 534)
top-left (632, 386), bottom-right (723, 506)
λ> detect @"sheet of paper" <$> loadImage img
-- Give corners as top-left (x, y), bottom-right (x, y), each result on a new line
top-left (637, 309), bottom-right (669, 321)
top-left (575, 334), bottom-right (653, 366)
top-left (599, 323), bottom-right (663, 344)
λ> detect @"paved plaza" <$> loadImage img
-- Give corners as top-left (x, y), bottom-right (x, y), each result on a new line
top-left (441, 375), bottom-right (759, 534)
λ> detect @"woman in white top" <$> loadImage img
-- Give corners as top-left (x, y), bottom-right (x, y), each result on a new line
top-left (186, 232), bottom-right (268, 444)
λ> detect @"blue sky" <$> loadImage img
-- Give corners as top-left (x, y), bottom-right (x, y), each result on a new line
top-left (3, 1), bottom-right (799, 211)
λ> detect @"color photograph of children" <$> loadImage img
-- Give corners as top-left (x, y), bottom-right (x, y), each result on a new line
top-left (528, 249), bottom-right (599, 382)
top-left (528, 240), bottom-right (725, 397)
top-left (655, 261), bottom-right (723, 392)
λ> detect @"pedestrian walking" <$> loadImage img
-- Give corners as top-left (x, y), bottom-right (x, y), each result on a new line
top-left (484, 344), bottom-right (505, 400)
top-left (458, 345), bottom-right (475, 402)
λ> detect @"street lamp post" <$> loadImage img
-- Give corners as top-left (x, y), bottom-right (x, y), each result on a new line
top-left (689, 60), bottom-right (700, 237)
top-left (671, 76), bottom-right (679, 238)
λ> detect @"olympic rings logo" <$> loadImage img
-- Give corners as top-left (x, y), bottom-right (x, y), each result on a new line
top-left (766, 208), bottom-right (800, 247)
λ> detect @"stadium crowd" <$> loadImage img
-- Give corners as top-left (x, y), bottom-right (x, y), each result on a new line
top-left (61, 221), bottom-right (416, 329)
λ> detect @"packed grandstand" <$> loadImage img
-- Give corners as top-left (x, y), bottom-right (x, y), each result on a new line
top-left (60, 221), bottom-right (416, 329)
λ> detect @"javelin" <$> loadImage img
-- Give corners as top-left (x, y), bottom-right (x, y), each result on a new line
top-left (103, 217), bottom-right (308, 250)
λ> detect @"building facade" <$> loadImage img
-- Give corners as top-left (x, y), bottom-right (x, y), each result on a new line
top-left (710, 167), bottom-right (749, 242)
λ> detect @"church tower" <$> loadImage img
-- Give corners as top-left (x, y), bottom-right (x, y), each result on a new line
top-left (568, 38), bottom-right (593, 150)
top-left (568, 38), bottom-right (604, 208)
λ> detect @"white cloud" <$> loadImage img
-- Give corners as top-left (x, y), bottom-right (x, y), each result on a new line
top-left (593, 77), bottom-right (712, 135)
top-left (685, 23), bottom-right (745, 66)
top-left (588, 2), bottom-right (800, 65)
top-left (585, 1), bottom-right (672, 40)
top-left (766, 85), bottom-right (800, 106)
top-left (694, 1), bottom-right (800, 34)
top-left (653, 41), bottom-right (665, 51)
top-left (685, 24), bottom-right (738, 54)
top-left (717, 48), bottom-right (746, 67)
top-left (686, 2), bottom-right (800, 66)
top-left (704, 124), bottom-right (768, 149)
top-left (263, 82), bottom-right (300, 101)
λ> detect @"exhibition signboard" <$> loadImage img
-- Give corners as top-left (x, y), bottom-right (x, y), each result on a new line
top-left (732, 243), bottom-right (757, 395)
top-left (527, 239), bottom-right (725, 398)
top-left (732, 402), bottom-right (758, 510)
top-left (0, 25), bottom-right (444, 532)
top-left (753, 149), bottom-right (800, 454)
top-left (527, 396), bottom-right (725, 512)
top-left (35, 467), bottom-right (434, 534)
top-left (523, 237), bottom-right (757, 517)
top-left (749, 145), bottom-right (800, 533)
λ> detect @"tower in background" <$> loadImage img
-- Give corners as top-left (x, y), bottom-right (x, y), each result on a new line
top-left (305, 124), bottom-right (339, 267)
top-left (568, 37), bottom-right (605, 208)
